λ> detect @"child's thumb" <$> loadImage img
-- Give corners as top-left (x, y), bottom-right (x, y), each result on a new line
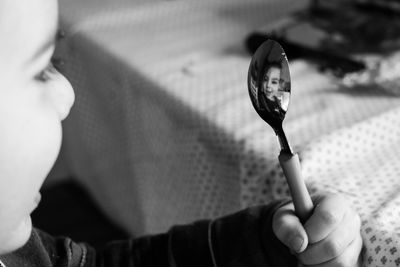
top-left (273, 208), bottom-right (308, 253)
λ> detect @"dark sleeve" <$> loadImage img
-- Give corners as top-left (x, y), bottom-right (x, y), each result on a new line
top-left (96, 200), bottom-right (296, 267)
top-left (208, 201), bottom-right (297, 267)
top-left (3, 201), bottom-right (295, 267)
top-left (1, 229), bottom-right (95, 267)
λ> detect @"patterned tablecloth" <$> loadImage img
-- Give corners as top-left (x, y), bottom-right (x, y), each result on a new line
top-left (54, 0), bottom-right (400, 266)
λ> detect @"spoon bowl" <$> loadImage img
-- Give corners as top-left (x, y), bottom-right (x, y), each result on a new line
top-left (247, 39), bottom-right (313, 221)
top-left (248, 40), bottom-right (292, 153)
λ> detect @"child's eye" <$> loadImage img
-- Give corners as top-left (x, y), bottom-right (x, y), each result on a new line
top-left (35, 29), bottom-right (66, 82)
top-left (35, 63), bottom-right (56, 82)
top-left (35, 56), bottom-right (65, 83)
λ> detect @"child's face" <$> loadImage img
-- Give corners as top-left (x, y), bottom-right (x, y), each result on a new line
top-left (0, 0), bottom-right (74, 254)
top-left (264, 66), bottom-right (281, 93)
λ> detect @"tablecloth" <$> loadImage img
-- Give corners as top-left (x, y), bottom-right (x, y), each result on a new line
top-left (52, 0), bottom-right (400, 265)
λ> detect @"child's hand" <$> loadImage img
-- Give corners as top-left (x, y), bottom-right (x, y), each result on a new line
top-left (272, 193), bottom-right (363, 266)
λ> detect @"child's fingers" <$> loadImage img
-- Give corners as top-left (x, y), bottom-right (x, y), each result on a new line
top-left (299, 234), bottom-right (363, 267)
top-left (303, 194), bottom-right (348, 244)
top-left (272, 203), bottom-right (308, 253)
top-left (297, 209), bottom-right (361, 265)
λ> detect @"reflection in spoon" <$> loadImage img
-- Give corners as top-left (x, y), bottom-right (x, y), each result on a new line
top-left (247, 39), bottom-right (313, 222)
top-left (248, 40), bottom-right (292, 153)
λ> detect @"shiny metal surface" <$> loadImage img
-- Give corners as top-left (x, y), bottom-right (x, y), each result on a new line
top-left (247, 39), bottom-right (293, 153)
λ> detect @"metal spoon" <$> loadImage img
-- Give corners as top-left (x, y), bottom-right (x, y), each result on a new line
top-left (247, 39), bottom-right (313, 222)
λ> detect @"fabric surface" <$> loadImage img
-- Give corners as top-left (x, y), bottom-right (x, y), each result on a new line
top-left (54, 1), bottom-right (400, 266)
top-left (55, 0), bottom-right (310, 235)
top-left (254, 106), bottom-right (400, 266)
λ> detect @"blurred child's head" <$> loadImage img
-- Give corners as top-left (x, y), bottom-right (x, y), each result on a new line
top-left (0, 0), bottom-right (74, 254)
top-left (262, 62), bottom-right (282, 94)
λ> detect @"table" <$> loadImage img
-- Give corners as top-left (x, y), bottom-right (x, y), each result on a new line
top-left (52, 1), bottom-right (400, 265)
top-left (54, 0), bottom-right (308, 234)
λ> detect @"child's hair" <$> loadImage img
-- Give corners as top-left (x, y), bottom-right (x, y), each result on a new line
top-left (262, 61), bottom-right (283, 82)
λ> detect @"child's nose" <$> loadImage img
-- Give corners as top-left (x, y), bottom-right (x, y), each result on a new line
top-left (47, 73), bottom-right (75, 120)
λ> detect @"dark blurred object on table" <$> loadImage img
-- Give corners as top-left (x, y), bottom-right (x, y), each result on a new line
top-left (246, 0), bottom-right (400, 78)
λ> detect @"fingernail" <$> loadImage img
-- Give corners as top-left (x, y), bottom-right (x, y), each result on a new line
top-left (289, 236), bottom-right (304, 253)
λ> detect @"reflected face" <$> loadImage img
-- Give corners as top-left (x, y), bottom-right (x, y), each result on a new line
top-left (247, 39), bottom-right (291, 128)
top-left (263, 66), bottom-right (281, 93)
top-left (0, 0), bottom-right (74, 254)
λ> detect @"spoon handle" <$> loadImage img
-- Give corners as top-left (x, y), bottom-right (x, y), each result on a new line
top-left (278, 152), bottom-right (314, 222)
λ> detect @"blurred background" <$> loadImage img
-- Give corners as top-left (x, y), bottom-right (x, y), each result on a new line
top-left (32, 0), bottom-right (400, 251)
